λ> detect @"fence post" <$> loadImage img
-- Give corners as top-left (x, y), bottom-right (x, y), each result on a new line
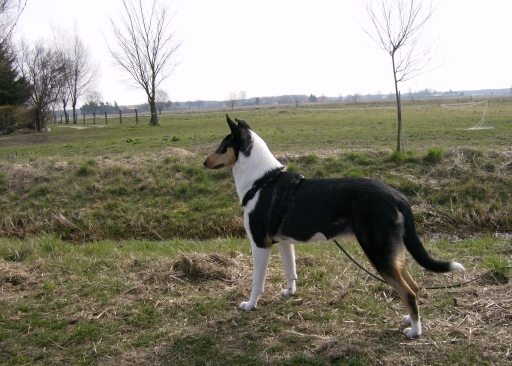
top-left (60, 114), bottom-right (62, 124)
top-left (93, 112), bottom-right (96, 125)
top-left (119, 110), bottom-right (122, 124)
top-left (82, 113), bottom-right (85, 124)
top-left (135, 109), bottom-right (138, 124)
top-left (105, 111), bottom-right (108, 124)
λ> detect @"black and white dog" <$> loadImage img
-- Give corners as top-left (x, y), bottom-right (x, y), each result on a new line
top-left (203, 115), bottom-right (464, 338)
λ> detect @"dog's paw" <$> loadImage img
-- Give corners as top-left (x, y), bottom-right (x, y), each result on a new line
top-left (402, 316), bottom-right (421, 339)
top-left (403, 327), bottom-right (421, 339)
top-left (281, 285), bottom-right (296, 297)
top-left (239, 301), bottom-right (256, 311)
top-left (281, 289), bottom-right (295, 297)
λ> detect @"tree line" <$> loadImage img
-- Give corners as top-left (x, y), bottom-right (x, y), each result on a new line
top-left (2, 0), bottom-right (462, 154)
top-left (1, 0), bottom-right (180, 133)
top-left (1, 1), bottom-right (98, 132)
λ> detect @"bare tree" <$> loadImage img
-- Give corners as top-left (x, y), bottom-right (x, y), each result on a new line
top-left (17, 39), bottom-right (66, 130)
top-left (227, 90), bottom-right (238, 111)
top-left (155, 88), bottom-right (170, 114)
top-left (57, 82), bottom-right (70, 123)
top-left (106, 0), bottom-right (182, 126)
top-left (0, 0), bottom-right (27, 43)
top-left (53, 25), bottom-right (98, 124)
top-left (363, 0), bottom-right (437, 152)
top-left (85, 90), bottom-right (102, 123)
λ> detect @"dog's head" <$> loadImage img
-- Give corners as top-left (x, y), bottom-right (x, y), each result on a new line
top-left (203, 114), bottom-right (253, 169)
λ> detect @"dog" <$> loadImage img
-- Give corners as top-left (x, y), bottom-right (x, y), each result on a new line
top-left (203, 114), bottom-right (465, 338)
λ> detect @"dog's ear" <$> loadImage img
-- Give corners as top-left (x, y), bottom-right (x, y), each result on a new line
top-left (235, 118), bottom-right (251, 130)
top-left (226, 114), bottom-right (242, 141)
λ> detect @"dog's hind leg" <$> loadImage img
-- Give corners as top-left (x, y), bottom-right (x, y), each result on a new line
top-left (398, 264), bottom-right (421, 335)
top-left (378, 254), bottom-right (422, 339)
top-left (277, 242), bottom-right (297, 297)
top-left (239, 241), bottom-right (272, 311)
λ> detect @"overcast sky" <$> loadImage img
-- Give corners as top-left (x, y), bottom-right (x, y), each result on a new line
top-left (15, 0), bottom-right (512, 106)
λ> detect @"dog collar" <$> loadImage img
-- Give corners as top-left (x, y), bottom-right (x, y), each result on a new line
top-left (242, 167), bottom-right (286, 207)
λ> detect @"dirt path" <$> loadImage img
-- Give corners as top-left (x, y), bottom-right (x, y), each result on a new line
top-left (0, 125), bottom-right (104, 148)
top-left (0, 133), bottom-right (68, 147)
top-left (56, 125), bottom-right (105, 130)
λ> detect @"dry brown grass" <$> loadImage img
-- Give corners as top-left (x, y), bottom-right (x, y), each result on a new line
top-left (1, 237), bottom-right (509, 365)
top-left (1, 146), bottom-right (511, 243)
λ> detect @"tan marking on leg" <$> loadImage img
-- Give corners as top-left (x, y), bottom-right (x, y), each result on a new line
top-left (380, 256), bottom-right (420, 325)
top-left (400, 265), bottom-right (420, 297)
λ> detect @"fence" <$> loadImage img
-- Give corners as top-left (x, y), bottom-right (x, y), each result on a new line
top-left (52, 109), bottom-right (154, 125)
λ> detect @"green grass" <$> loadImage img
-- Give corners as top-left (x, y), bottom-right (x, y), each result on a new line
top-left (0, 100), bottom-right (511, 240)
top-left (0, 235), bottom-right (510, 365)
top-left (2, 140), bottom-right (511, 240)
top-left (424, 147), bottom-right (445, 164)
top-left (0, 99), bottom-right (511, 364)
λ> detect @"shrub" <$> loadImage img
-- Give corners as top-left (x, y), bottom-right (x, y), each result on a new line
top-left (0, 106), bottom-right (35, 134)
top-left (287, 163), bottom-right (298, 172)
top-left (312, 167), bottom-right (325, 177)
top-left (76, 164), bottom-right (94, 177)
top-left (346, 152), bottom-right (374, 165)
top-left (303, 154), bottom-right (319, 164)
top-left (424, 148), bottom-right (444, 164)
top-left (347, 167), bottom-right (365, 177)
top-left (0, 105), bottom-right (16, 133)
top-left (388, 150), bottom-right (406, 164)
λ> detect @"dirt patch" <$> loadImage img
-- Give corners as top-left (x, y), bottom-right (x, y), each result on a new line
top-left (56, 125), bottom-right (105, 130)
top-left (0, 125), bottom-right (104, 147)
top-left (0, 133), bottom-right (68, 147)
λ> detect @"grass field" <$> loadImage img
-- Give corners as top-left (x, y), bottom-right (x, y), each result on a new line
top-left (0, 98), bottom-right (511, 364)
top-left (0, 235), bottom-right (510, 365)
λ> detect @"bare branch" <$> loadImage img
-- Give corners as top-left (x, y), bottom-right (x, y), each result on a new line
top-left (53, 25), bottom-right (99, 123)
top-left (0, 0), bottom-right (27, 44)
top-left (155, 88), bottom-right (170, 114)
top-left (17, 38), bottom-right (67, 129)
top-left (104, 0), bottom-right (182, 125)
top-left (363, 0), bottom-right (438, 152)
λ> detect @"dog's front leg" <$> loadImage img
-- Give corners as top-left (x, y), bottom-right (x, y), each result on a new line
top-left (277, 242), bottom-right (297, 297)
top-left (239, 241), bottom-right (272, 311)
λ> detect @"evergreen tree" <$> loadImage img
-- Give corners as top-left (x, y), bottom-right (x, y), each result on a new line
top-left (0, 41), bottom-right (30, 105)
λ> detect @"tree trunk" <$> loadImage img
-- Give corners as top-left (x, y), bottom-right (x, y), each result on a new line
top-left (72, 105), bottom-right (77, 124)
top-left (392, 53), bottom-right (403, 152)
top-left (35, 108), bottom-right (41, 132)
top-left (62, 101), bottom-right (69, 124)
top-left (149, 98), bottom-right (159, 126)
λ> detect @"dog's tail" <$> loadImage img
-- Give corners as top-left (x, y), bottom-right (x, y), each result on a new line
top-left (401, 204), bottom-right (465, 273)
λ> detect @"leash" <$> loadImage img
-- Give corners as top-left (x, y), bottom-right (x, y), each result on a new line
top-left (333, 239), bottom-right (387, 284)
top-left (333, 239), bottom-right (511, 290)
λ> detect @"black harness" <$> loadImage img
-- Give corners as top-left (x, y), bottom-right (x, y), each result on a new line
top-left (242, 168), bottom-right (305, 245)
top-left (242, 167), bottom-right (284, 207)
top-left (242, 167), bottom-right (304, 207)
